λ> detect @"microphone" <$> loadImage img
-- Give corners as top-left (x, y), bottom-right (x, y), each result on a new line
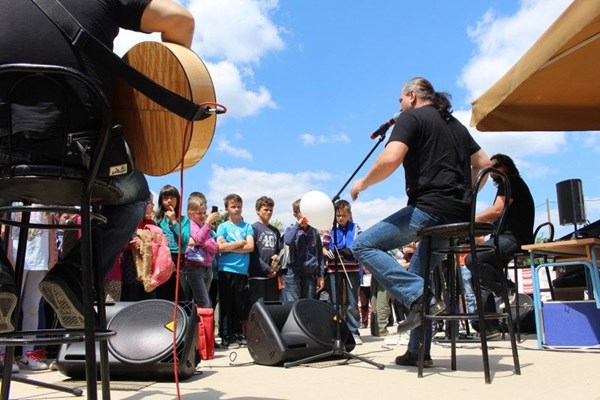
top-left (370, 112), bottom-right (401, 139)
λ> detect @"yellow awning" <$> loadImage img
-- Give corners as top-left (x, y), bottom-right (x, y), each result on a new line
top-left (471, 0), bottom-right (600, 131)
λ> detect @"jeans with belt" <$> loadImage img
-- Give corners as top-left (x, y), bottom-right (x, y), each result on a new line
top-left (352, 205), bottom-right (460, 355)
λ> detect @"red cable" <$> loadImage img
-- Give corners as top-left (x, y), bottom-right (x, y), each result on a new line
top-left (172, 101), bottom-right (225, 398)
top-left (171, 118), bottom-right (193, 398)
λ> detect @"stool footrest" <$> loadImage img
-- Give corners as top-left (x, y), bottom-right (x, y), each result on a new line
top-left (428, 312), bottom-right (507, 321)
top-left (0, 329), bottom-right (115, 346)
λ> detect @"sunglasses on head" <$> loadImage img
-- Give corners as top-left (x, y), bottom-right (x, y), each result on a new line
top-left (492, 162), bottom-right (501, 169)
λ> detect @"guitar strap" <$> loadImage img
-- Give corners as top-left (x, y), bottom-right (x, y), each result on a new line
top-left (30, 0), bottom-right (210, 122)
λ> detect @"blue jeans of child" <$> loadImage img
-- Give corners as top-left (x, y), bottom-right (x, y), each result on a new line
top-left (327, 271), bottom-right (361, 336)
top-left (352, 205), bottom-right (460, 355)
top-left (460, 265), bottom-right (476, 314)
top-left (281, 268), bottom-right (317, 301)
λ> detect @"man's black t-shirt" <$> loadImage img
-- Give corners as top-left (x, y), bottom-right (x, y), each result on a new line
top-left (497, 174), bottom-right (535, 245)
top-left (0, 0), bottom-right (150, 92)
top-left (388, 105), bottom-right (481, 221)
top-left (0, 0), bottom-right (150, 153)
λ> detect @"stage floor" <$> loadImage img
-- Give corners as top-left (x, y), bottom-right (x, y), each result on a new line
top-left (5, 328), bottom-right (600, 399)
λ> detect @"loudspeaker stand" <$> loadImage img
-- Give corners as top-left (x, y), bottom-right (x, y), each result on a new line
top-left (282, 136), bottom-right (389, 371)
top-left (283, 337), bottom-right (384, 369)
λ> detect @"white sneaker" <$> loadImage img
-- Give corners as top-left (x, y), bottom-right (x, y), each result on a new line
top-left (18, 350), bottom-right (49, 371)
top-left (0, 353), bottom-right (19, 373)
top-left (353, 334), bottom-right (363, 345)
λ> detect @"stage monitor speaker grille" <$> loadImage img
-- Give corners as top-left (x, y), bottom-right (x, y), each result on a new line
top-left (556, 179), bottom-right (586, 226)
top-left (246, 299), bottom-right (355, 366)
top-left (55, 300), bottom-right (199, 380)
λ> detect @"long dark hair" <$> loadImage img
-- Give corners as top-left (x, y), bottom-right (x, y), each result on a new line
top-left (155, 184), bottom-right (181, 222)
top-left (491, 153), bottom-right (520, 176)
top-left (403, 77), bottom-right (453, 120)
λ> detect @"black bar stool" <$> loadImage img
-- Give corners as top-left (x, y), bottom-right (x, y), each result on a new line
top-left (0, 64), bottom-right (120, 400)
top-left (416, 167), bottom-right (521, 383)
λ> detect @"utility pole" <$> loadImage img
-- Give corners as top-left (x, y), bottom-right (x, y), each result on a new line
top-left (546, 198), bottom-right (551, 224)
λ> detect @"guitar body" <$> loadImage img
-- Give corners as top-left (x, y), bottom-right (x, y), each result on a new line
top-left (113, 42), bottom-right (216, 176)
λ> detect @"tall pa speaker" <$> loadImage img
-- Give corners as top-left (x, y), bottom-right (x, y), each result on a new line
top-left (55, 300), bottom-right (199, 380)
top-left (556, 179), bottom-right (586, 226)
top-left (246, 299), bottom-right (355, 366)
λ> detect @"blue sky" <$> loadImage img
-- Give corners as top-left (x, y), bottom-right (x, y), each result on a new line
top-left (115, 0), bottom-right (599, 239)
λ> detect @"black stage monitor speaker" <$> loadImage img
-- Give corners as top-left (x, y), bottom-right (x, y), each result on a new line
top-left (246, 299), bottom-right (355, 366)
top-left (55, 300), bottom-right (199, 380)
top-left (556, 179), bottom-right (586, 226)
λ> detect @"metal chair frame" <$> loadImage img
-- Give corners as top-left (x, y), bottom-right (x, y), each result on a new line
top-left (0, 64), bottom-right (117, 400)
top-left (417, 167), bottom-right (521, 383)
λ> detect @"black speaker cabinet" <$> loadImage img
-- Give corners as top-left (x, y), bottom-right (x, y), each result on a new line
top-left (55, 300), bottom-right (199, 380)
top-left (246, 299), bottom-right (355, 366)
top-left (556, 179), bottom-right (586, 226)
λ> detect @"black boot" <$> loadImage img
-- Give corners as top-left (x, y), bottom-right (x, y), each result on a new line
top-left (396, 293), bottom-right (446, 334)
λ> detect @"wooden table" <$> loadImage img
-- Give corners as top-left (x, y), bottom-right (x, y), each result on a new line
top-left (522, 238), bottom-right (600, 348)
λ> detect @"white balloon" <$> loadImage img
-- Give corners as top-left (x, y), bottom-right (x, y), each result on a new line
top-left (300, 191), bottom-right (334, 231)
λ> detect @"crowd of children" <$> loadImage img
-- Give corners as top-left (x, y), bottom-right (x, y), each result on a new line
top-left (0, 187), bottom-right (416, 373)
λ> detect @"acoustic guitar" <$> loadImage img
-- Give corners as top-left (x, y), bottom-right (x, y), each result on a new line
top-left (113, 41), bottom-right (216, 177)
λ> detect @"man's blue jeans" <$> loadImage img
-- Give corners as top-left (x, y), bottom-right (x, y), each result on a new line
top-left (64, 169), bottom-right (149, 275)
top-left (352, 205), bottom-right (459, 354)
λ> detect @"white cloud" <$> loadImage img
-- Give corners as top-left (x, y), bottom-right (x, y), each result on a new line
top-left (455, 0), bottom-right (571, 161)
top-left (300, 133), bottom-right (351, 146)
top-left (113, 31), bottom-right (160, 56)
top-left (583, 132), bottom-right (600, 153)
top-left (189, 0), bottom-right (285, 63)
top-left (214, 138), bottom-right (253, 160)
top-left (207, 165), bottom-right (332, 227)
top-left (349, 196), bottom-right (409, 231)
top-left (453, 110), bottom-right (567, 159)
top-left (459, 0), bottom-right (572, 101)
top-left (207, 61), bottom-right (276, 118)
top-left (113, 0), bottom-right (284, 119)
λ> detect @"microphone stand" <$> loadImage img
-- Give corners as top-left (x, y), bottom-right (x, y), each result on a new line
top-left (284, 135), bottom-right (388, 370)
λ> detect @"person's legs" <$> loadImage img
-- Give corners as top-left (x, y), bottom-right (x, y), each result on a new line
top-left (281, 269), bottom-right (301, 301)
top-left (231, 273), bottom-right (248, 344)
top-left (248, 279), bottom-right (265, 306)
top-left (352, 206), bottom-right (450, 308)
top-left (359, 285), bottom-right (371, 328)
top-left (218, 272), bottom-right (233, 342)
top-left (343, 272), bottom-right (361, 336)
top-left (0, 248), bottom-right (17, 334)
top-left (460, 265), bottom-right (476, 314)
top-left (300, 275), bottom-right (317, 300)
top-left (264, 277), bottom-right (280, 302)
top-left (39, 171), bottom-right (149, 328)
top-left (181, 266), bottom-right (211, 308)
top-left (371, 278), bottom-right (391, 335)
top-left (62, 170), bottom-right (149, 275)
top-left (465, 234), bottom-right (520, 295)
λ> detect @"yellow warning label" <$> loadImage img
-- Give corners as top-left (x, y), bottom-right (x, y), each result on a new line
top-left (165, 321), bottom-right (175, 332)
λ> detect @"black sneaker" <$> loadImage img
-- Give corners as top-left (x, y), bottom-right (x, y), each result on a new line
top-left (0, 261), bottom-right (17, 334)
top-left (394, 350), bottom-right (433, 368)
top-left (471, 321), bottom-right (501, 340)
top-left (396, 294), bottom-right (446, 334)
top-left (234, 333), bottom-right (247, 348)
top-left (224, 336), bottom-right (240, 349)
top-left (39, 261), bottom-right (84, 330)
